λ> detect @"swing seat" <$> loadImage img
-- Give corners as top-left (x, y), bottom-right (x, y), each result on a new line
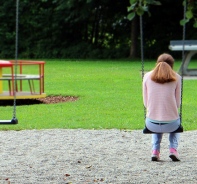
top-left (143, 124), bottom-right (183, 134)
top-left (0, 118), bottom-right (18, 125)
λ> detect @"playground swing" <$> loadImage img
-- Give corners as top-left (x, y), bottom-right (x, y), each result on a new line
top-left (0, 0), bottom-right (19, 125)
top-left (141, 4), bottom-right (186, 134)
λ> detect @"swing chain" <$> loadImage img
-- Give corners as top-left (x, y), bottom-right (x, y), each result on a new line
top-left (180, 1), bottom-right (187, 122)
top-left (13, 0), bottom-right (19, 119)
top-left (140, 15), bottom-right (144, 80)
top-left (139, 14), bottom-right (146, 120)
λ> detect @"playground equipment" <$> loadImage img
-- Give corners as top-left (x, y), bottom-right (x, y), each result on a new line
top-left (0, 60), bottom-right (46, 100)
top-left (140, 3), bottom-right (186, 134)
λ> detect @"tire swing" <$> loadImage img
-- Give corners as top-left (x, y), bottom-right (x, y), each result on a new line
top-left (0, 0), bottom-right (19, 125)
top-left (141, 4), bottom-right (186, 134)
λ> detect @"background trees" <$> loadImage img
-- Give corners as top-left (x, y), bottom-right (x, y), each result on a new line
top-left (0, 0), bottom-right (196, 59)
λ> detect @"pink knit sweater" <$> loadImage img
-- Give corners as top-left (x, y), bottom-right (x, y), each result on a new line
top-left (143, 71), bottom-right (181, 121)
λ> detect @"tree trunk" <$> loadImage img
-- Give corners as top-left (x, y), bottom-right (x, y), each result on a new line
top-left (129, 16), bottom-right (138, 58)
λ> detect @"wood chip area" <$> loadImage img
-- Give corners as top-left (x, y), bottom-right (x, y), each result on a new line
top-left (0, 96), bottom-right (78, 106)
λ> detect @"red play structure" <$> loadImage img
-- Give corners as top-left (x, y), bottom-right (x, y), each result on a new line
top-left (0, 60), bottom-right (46, 99)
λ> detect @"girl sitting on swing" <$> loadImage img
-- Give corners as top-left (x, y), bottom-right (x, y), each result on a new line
top-left (143, 53), bottom-right (182, 161)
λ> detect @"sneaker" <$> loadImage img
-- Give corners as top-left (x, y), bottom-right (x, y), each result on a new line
top-left (151, 150), bottom-right (160, 161)
top-left (169, 148), bottom-right (180, 161)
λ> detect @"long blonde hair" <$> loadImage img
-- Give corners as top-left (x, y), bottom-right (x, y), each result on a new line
top-left (151, 53), bottom-right (177, 84)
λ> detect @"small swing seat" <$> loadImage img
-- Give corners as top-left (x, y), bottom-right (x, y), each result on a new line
top-left (0, 118), bottom-right (18, 125)
top-left (143, 124), bottom-right (183, 134)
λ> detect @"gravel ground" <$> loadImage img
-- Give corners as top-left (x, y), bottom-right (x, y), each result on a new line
top-left (0, 129), bottom-right (197, 184)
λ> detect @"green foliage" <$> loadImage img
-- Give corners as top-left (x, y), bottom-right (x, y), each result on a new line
top-left (0, 60), bottom-right (197, 131)
top-left (128, 0), bottom-right (197, 28)
top-left (0, 0), bottom-right (197, 59)
top-left (194, 21), bottom-right (197, 28)
top-left (0, 0), bottom-right (132, 59)
top-left (127, 0), bottom-right (161, 20)
top-left (180, 0), bottom-right (197, 28)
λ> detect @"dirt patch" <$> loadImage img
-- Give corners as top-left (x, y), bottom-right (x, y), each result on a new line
top-left (37, 96), bottom-right (78, 104)
top-left (0, 96), bottom-right (79, 106)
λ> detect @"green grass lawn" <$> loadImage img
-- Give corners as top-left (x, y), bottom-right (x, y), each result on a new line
top-left (0, 59), bottom-right (197, 131)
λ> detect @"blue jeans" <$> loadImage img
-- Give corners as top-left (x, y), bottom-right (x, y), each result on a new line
top-left (146, 118), bottom-right (180, 133)
top-left (152, 133), bottom-right (180, 152)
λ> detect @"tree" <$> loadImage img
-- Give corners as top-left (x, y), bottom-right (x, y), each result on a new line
top-left (0, 0), bottom-right (196, 59)
top-left (0, 1), bottom-right (16, 57)
top-left (127, 0), bottom-right (197, 27)
top-left (127, 0), bottom-right (197, 58)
